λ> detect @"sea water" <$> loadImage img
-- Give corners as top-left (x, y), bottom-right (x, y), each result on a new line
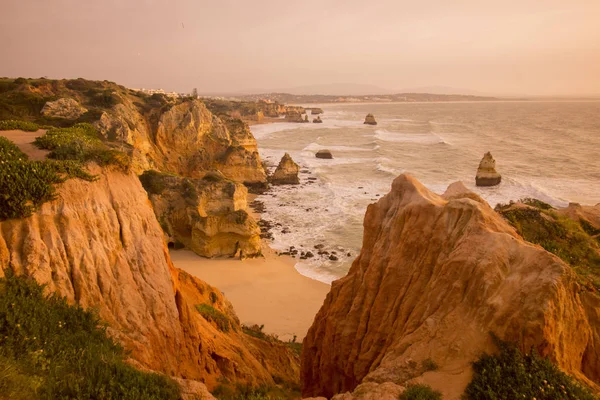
top-left (251, 101), bottom-right (600, 284)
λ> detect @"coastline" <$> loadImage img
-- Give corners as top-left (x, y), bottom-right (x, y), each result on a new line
top-left (170, 191), bottom-right (330, 342)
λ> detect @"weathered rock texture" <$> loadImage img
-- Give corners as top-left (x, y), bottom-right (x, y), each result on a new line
top-left (95, 99), bottom-right (267, 187)
top-left (0, 165), bottom-right (298, 391)
top-left (475, 151), bottom-right (501, 186)
top-left (313, 116), bottom-right (323, 123)
top-left (41, 98), bottom-right (88, 119)
top-left (142, 171), bottom-right (261, 258)
top-left (301, 175), bottom-right (600, 399)
top-left (285, 111), bottom-right (306, 123)
top-left (363, 114), bottom-right (377, 125)
top-left (315, 150), bottom-right (333, 159)
top-left (271, 153), bottom-right (300, 185)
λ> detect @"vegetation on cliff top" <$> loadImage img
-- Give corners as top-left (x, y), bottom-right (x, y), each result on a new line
top-left (0, 119), bottom-right (41, 131)
top-left (195, 303), bottom-right (234, 332)
top-left (0, 136), bottom-right (95, 220)
top-left (0, 271), bottom-right (180, 399)
top-left (34, 123), bottom-right (130, 171)
top-left (464, 337), bottom-right (597, 400)
top-left (399, 384), bottom-right (442, 400)
top-left (496, 199), bottom-right (600, 290)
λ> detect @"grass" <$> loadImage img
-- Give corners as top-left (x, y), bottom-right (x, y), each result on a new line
top-left (463, 336), bottom-right (597, 400)
top-left (0, 270), bottom-right (181, 400)
top-left (0, 120), bottom-right (39, 131)
top-left (242, 325), bottom-right (302, 357)
top-left (496, 200), bottom-right (600, 290)
top-left (34, 123), bottom-right (130, 170)
top-left (195, 303), bottom-right (233, 332)
top-left (0, 136), bottom-right (96, 220)
top-left (399, 384), bottom-right (442, 400)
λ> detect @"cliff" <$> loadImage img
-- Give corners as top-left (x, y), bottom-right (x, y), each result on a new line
top-left (0, 165), bottom-right (298, 393)
top-left (301, 176), bottom-right (600, 399)
top-left (140, 170), bottom-right (262, 258)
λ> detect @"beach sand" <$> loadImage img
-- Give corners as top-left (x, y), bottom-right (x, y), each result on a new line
top-left (170, 246), bottom-right (330, 341)
top-left (0, 129), bottom-right (49, 160)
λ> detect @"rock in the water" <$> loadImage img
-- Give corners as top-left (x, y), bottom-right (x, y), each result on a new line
top-left (475, 151), bottom-right (501, 186)
top-left (313, 116), bottom-right (323, 123)
top-left (309, 108), bottom-right (324, 115)
top-left (285, 111), bottom-right (306, 123)
top-left (363, 113), bottom-right (377, 125)
top-left (40, 98), bottom-right (88, 119)
top-left (315, 150), bottom-right (333, 159)
top-left (271, 153), bottom-right (300, 185)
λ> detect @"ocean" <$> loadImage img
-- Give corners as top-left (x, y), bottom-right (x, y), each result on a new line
top-left (251, 101), bottom-right (600, 284)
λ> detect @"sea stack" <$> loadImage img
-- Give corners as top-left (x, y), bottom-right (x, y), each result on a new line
top-left (315, 150), bottom-right (333, 159)
top-left (364, 113), bottom-right (377, 125)
top-left (313, 116), bottom-right (323, 123)
top-left (271, 153), bottom-right (300, 185)
top-left (475, 151), bottom-right (501, 186)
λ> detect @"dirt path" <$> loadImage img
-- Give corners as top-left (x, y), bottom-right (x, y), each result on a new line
top-left (0, 129), bottom-right (49, 160)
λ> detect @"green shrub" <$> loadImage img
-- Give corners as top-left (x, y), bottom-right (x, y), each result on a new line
top-left (0, 137), bottom-right (95, 220)
top-left (399, 384), bottom-right (442, 400)
top-left (195, 303), bottom-right (232, 332)
top-left (422, 358), bottom-right (438, 372)
top-left (519, 197), bottom-right (554, 210)
top-left (0, 271), bottom-right (181, 400)
top-left (34, 123), bottom-right (130, 170)
top-left (464, 337), bottom-right (596, 400)
top-left (0, 120), bottom-right (39, 131)
top-left (212, 382), bottom-right (298, 400)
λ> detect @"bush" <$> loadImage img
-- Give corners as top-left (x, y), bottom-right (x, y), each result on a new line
top-left (0, 120), bottom-right (39, 131)
top-left (399, 384), bottom-right (442, 400)
top-left (463, 337), bottom-right (596, 400)
top-left (0, 271), bottom-right (181, 400)
top-left (34, 123), bottom-right (130, 170)
top-left (195, 303), bottom-right (232, 332)
top-left (0, 137), bottom-right (95, 220)
top-left (422, 358), bottom-right (438, 372)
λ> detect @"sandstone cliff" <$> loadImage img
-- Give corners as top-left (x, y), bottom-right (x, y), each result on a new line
top-left (301, 175), bottom-right (599, 399)
top-left (0, 165), bottom-right (298, 393)
top-left (271, 153), bottom-right (300, 185)
top-left (140, 170), bottom-right (262, 258)
top-left (475, 151), bottom-right (501, 186)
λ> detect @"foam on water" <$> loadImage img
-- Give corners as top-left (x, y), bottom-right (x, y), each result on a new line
top-left (374, 129), bottom-right (447, 144)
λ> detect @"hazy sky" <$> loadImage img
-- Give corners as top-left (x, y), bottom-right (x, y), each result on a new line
top-left (2, 0), bottom-right (600, 95)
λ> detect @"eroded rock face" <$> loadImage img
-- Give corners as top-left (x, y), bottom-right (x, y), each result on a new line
top-left (364, 114), bottom-right (377, 125)
top-left (95, 99), bottom-right (267, 187)
top-left (0, 165), bottom-right (297, 390)
top-left (285, 111), bottom-right (306, 123)
top-left (142, 171), bottom-right (262, 258)
top-left (301, 174), bottom-right (599, 399)
top-left (271, 153), bottom-right (300, 185)
top-left (475, 151), bottom-right (501, 186)
top-left (40, 98), bottom-right (88, 119)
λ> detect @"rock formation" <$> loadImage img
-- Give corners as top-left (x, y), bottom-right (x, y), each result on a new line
top-left (315, 149), bottom-right (333, 159)
top-left (95, 98), bottom-right (267, 188)
top-left (310, 108), bottom-right (324, 115)
top-left (40, 98), bottom-right (88, 119)
top-left (140, 170), bottom-right (262, 258)
top-left (363, 114), bottom-right (377, 125)
top-left (0, 165), bottom-right (298, 393)
top-left (285, 111), bottom-right (306, 123)
top-left (301, 175), bottom-right (599, 399)
top-left (475, 151), bottom-right (501, 186)
top-left (270, 153), bottom-right (300, 185)
top-left (313, 116), bottom-right (323, 123)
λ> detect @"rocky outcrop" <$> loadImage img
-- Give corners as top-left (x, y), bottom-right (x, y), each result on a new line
top-left (41, 98), bottom-right (88, 119)
top-left (313, 116), bottom-right (323, 123)
top-left (475, 151), bottom-right (501, 186)
top-left (363, 114), bottom-right (377, 125)
top-left (0, 165), bottom-right (298, 391)
top-left (95, 98), bottom-right (267, 187)
top-left (285, 111), bottom-right (306, 123)
top-left (141, 171), bottom-right (262, 258)
top-left (271, 153), bottom-right (300, 185)
top-left (309, 108), bottom-right (324, 115)
top-left (315, 150), bottom-right (333, 159)
top-left (301, 175), bottom-right (600, 399)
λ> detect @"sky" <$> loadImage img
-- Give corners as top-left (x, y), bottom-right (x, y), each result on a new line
top-left (1, 0), bottom-right (600, 96)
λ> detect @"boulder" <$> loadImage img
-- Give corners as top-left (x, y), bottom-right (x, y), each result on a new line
top-left (315, 150), bottom-right (333, 159)
top-left (40, 98), bottom-right (87, 119)
top-left (475, 151), bottom-right (501, 186)
top-left (313, 116), bottom-right (323, 123)
top-left (363, 113), bottom-right (377, 125)
top-left (301, 174), bottom-right (600, 399)
top-left (271, 153), bottom-right (300, 185)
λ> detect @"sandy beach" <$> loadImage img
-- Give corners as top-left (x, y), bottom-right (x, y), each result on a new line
top-left (170, 246), bottom-right (330, 341)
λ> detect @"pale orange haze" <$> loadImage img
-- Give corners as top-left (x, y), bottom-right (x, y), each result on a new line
top-left (1, 0), bottom-right (600, 96)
